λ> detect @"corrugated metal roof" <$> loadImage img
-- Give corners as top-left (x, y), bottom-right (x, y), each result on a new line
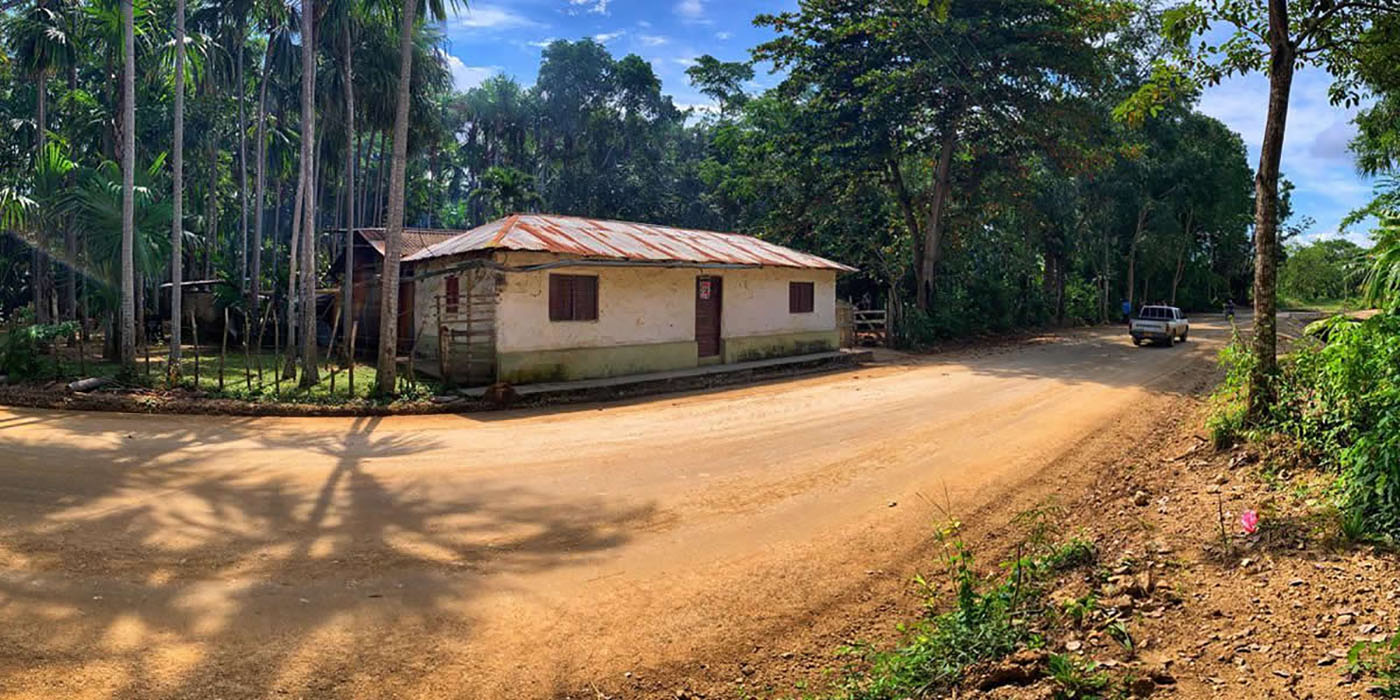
top-left (400, 214), bottom-right (856, 272)
top-left (354, 228), bottom-right (461, 259)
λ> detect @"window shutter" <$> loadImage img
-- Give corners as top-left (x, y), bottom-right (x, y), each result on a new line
top-left (574, 276), bottom-right (598, 321)
top-left (549, 274), bottom-right (570, 321)
top-left (789, 282), bottom-right (814, 313)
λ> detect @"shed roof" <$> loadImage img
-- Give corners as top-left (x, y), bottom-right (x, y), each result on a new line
top-left (353, 228), bottom-right (461, 259)
top-left (400, 214), bottom-right (855, 272)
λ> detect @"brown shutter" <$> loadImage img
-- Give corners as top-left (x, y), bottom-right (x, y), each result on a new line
top-left (549, 274), bottom-right (570, 321)
top-left (790, 282), bottom-right (814, 313)
top-left (574, 276), bottom-right (598, 321)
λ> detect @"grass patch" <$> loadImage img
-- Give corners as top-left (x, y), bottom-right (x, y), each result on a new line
top-left (8, 340), bottom-right (440, 405)
top-left (819, 517), bottom-right (1102, 700)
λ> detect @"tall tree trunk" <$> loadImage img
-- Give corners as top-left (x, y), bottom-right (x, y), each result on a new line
top-left (118, 0), bottom-right (136, 366)
top-left (62, 63), bottom-right (78, 322)
top-left (237, 28), bottom-right (249, 298)
top-left (169, 0), bottom-right (186, 377)
top-left (1170, 208), bottom-right (1193, 306)
top-left (373, 129), bottom-right (387, 226)
top-left (283, 163), bottom-right (304, 379)
top-left (297, 0), bottom-right (319, 387)
top-left (1248, 0), bottom-right (1294, 418)
top-left (341, 21), bottom-right (356, 368)
top-left (376, 0), bottom-right (418, 394)
top-left (917, 128), bottom-right (957, 310)
top-left (1125, 201), bottom-right (1150, 314)
top-left (206, 138), bottom-right (218, 279)
top-left (33, 65), bottom-right (50, 325)
top-left (251, 39), bottom-right (272, 344)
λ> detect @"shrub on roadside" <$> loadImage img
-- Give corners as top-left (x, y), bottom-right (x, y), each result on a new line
top-left (828, 521), bottom-right (1099, 700)
top-left (1209, 313), bottom-right (1400, 540)
top-left (0, 316), bottom-right (78, 378)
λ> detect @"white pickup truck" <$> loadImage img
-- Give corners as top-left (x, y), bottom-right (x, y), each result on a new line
top-left (1130, 305), bottom-right (1189, 346)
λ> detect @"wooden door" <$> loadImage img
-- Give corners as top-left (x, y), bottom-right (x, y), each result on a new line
top-left (695, 276), bottom-right (722, 358)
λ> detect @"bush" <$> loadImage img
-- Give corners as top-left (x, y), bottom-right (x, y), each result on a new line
top-left (0, 318), bottom-right (78, 378)
top-left (1212, 313), bottom-right (1400, 540)
top-left (830, 522), bottom-right (1098, 699)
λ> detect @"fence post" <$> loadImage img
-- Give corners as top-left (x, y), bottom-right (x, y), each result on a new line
top-left (219, 308), bottom-right (229, 393)
top-left (190, 310), bottom-right (200, 390)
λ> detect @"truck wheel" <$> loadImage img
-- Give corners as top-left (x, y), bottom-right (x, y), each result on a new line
top-left (1165, 334), bottom-right (1176, 347)
top-left (1180, 330), bottom-right (1189, 342)
top-left (1131, 337), bottom-right (1141, 347)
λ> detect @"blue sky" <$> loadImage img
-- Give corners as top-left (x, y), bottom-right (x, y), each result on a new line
top-left (439, 1), bottom-right (1379, 245)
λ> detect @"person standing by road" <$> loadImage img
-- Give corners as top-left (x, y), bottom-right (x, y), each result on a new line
top-left (1121, 299), bottom-right (1132, 324)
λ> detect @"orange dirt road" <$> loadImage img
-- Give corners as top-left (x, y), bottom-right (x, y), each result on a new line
top-left (0, 319), bottom-right (1232, 699)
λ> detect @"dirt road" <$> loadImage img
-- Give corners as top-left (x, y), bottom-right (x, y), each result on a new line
top-left (0, 319), bottom-right (1233, 699)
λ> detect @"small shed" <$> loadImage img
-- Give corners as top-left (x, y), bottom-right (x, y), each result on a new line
top-left (332, 228), bottom-right (460, 356)
top-left (401, 214), bottom-right (855, 386)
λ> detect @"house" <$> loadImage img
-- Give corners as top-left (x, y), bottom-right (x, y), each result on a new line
top-left (400, 214), bottom-right (855, 386)
top-left (332, 228), bottom-right (460, 355)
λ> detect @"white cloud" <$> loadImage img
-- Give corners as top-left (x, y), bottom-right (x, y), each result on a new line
top-left (716, 32), bottom-right (732, 41)
top-left (672, 56), bottom-right (698, 68)
top-left (452, 4), bottom-right (538, 30)
top-left (594, 30), bottom-right (626, 43)
top-left (525, 37), bottom-right (560, 49)
top-left (674, 0), bottom-right (707, 22)
top-left (1198, 66), bottom-right (1377, 242)
top-left (639, 34), bottom-right (669, 47)
top-left (441, 52), bottom-right (499, 92)
top-left (637, 20), bottom-right (652, 28)
top-left (567, 0), bottom-right (609, 15)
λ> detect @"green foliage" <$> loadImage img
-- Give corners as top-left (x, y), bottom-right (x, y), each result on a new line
top-left (828, 521), bottom-right (1098, 700)
top-left (1206, 329), bottom-right (1256, 448)
top-left (1, 315), bottom-right (78, 378)
top-left (1215, 314), bottom-right (1400, 540)
top-left (1047, 653), bottom-right (1112, 698)
top-left (1279, 238), bottom-right (1364, 304)
top-left (1363, 213), bottom-right (1400, 313)
top-left (1349, 632), bottom-right (1400, 698)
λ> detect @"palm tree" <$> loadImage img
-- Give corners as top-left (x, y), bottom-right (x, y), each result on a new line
top-left (169, 0), bottom-right (187, 381)
top-left (375, 0), bottom-right (448, 394)
top-left (7, 0), bottom-right (70, 324)
top-left (1363, 210), bottom-right (1400, 313)
top-left (119, 0), bottom-right (135, 366)
top-left (296, 0), bottom-right (318, 387)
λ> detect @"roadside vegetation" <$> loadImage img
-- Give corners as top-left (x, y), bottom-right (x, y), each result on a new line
top-left (0, 0), bottom-right (1305, 404)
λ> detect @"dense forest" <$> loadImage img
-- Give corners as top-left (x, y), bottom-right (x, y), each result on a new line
top-left (0, 0), bottom-right (1394, 397)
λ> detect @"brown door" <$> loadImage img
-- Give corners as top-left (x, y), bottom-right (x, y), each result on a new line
top-left (695, 276), bottom-right (722, 358)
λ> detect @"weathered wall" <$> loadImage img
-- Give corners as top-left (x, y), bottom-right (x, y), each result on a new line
top-left (493, 251), bottom-right (698, 353)
top-left (413, 251), bottom-right (843, 384)
top-left (720, 267), bottom-right (837, 337)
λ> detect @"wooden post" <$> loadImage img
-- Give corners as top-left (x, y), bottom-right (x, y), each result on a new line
top-left (77, 324), bottom-right (87, 378)
top-left (219, 307), bottom-right (229, 392)
top-left (348, 320), bottom-right (358, 396)
top-left (244, 308), bottom-right (252, 391)
top-left (272, 309), bottom-right (280, 398)
top-left (190, 310), bottom-right (200, 390)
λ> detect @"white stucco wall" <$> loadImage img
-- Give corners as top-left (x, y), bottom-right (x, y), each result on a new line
top-left (414, 251), bottom-right (840, 358)
top-left (493, 251), bottom-right (696, 353)
top-left (720, 267), bottom-right (837, 339)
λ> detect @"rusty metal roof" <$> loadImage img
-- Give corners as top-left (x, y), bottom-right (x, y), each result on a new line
top-left (400, 214), bottom-right (856, 271)
top-left (354, 228), bottom-right (461, 259)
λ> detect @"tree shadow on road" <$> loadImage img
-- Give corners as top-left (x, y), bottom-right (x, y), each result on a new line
top-left (0, 414), bottom-right (656, 698)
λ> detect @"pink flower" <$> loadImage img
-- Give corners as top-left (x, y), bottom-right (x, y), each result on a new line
top-left (1241, 510), bottom-right (1259, 535)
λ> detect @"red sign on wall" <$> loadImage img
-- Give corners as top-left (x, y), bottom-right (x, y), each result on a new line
top-left (698, 279), bottom-right (712, 300)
